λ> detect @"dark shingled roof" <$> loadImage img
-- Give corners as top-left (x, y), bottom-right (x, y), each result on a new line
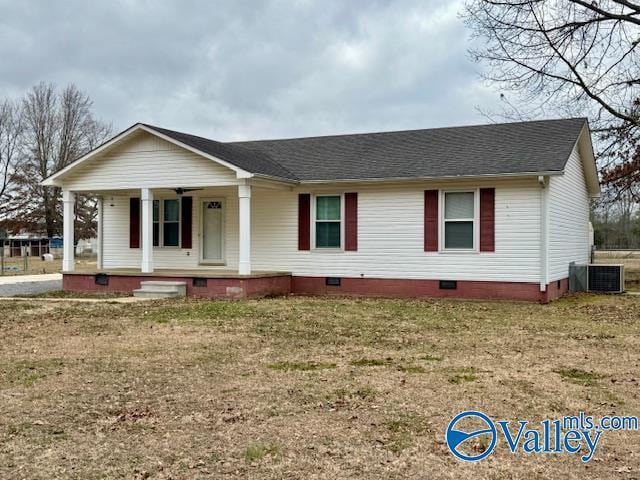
top-left (146, 118), bottom-right (588, 182)
top-left (143, 124), bottom-right (296, 180)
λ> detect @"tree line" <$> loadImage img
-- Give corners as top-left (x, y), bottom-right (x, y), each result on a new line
top-left (592, 192), bottom-right (640, 249)
top-left (0, 82), bottom-right (111, 240)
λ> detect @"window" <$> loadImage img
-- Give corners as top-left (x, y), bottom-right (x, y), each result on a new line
top-left (163, 199), bottom-right (180, 247)
top-left (443, 191), bottom-right (475, 249)
top-left (315, 195), bottom-right (341, 248)
top-left (152, 198), bottom-right (180, 247)
top-left (152, 200), bottom-right (160, 247)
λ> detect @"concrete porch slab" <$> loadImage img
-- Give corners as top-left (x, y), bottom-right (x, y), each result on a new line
top-left (64, 268), bottom-right (290, 279)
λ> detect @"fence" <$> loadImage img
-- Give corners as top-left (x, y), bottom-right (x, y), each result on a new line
top-left (0, 247), bottom-right (30, 275)
top-left (0, 239), bottom-right (54, 275)
top-left (2, 239), bottom-right (51, 258)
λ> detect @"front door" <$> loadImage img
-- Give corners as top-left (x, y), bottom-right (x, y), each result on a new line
top-left (201, 199), bottom-right (225, 264)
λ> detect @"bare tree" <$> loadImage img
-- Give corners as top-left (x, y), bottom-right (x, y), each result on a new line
top-left (74, 194), bottom-right (101, 240)
top-left (0, 99), bottom-right (23, 214)
top-left (463, 0), bottom-right (640, 193)
top-left (6, 82), bottom-right (111, 237)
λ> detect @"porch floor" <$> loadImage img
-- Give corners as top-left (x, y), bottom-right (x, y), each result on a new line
top-left (64, 268), bottom-right (290, 279)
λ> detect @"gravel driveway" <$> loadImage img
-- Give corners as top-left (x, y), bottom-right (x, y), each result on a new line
top-left (0, 273), bottom-right (62, 297)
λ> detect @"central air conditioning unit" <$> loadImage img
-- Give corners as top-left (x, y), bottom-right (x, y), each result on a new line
top-left (569, 263), bottom-right (624, 294)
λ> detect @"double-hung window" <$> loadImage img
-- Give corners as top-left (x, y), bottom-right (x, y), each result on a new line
top-left (152, 200), bottom-right (160, 247)
top-left (315, 195), bottom-right (341, 248)
top-left (443, 191), bottom-right (475, 250)
top-left (152, 198), bottom-right (180, 247)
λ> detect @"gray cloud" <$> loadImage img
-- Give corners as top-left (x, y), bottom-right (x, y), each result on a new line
top-left (0, 0), bottom-right (499, 140)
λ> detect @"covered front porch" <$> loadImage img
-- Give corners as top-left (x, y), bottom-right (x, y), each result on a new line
top-left (62, 181), bottom-right (258, 275)
top-left (44, 123), bottom-right (298, 298)
top-left (44, 122), bottom-right (297, 284)
top-left (60, 180), bottom-right (294, 298)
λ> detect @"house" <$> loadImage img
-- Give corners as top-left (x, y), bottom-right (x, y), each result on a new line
top-left (42, 118), bottom-right (599, 302)
top-left (2, 232), bottom-right (50, 258)
top-left (75, 237), bottom-right (98, 255)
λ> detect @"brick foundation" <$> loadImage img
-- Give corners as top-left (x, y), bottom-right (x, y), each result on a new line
top-left (544, 277), bottom-right (569, 302)
top-left (63, 274), bottom-right (291, 299)
top-left (63, 273), bottom-right (568, 302)
top-left (291, 276), bottom-right (568, 302)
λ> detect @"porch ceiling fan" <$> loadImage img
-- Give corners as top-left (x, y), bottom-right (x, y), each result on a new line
top-left (172, 187), bottom-right (204, 195)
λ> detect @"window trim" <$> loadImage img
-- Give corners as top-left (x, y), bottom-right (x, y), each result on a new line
top-left (312, 193), bottom-right (344, 251)
top-left (153, 197), bottom-right (182, 249)
top-left (439, 189), bottom-right (479, 252)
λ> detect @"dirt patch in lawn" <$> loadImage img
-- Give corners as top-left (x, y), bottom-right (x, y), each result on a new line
top-left (0, 294), bottom-right (639, 479)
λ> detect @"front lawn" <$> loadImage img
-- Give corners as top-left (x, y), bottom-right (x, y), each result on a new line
top-left (1, 295), bottom-right (639, 479)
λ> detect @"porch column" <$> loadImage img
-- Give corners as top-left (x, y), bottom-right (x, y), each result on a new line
top-left (62, 190), bottom-right (75, 272)
top-left (141, 188), bottom-right (154, 273)
top-left (238, 183), bottom-right (251, 275)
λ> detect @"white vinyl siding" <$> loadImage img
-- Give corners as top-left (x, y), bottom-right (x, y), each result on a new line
top-left (250, 180), bottom-right (542, 282)
top-left (101, 180), bottom-right (542, 282)
top-left (102, 187), bottom-right (239, 270)
top-left (62, 131), bottom-right (237, 191)
top-left (547, 145), bottom-right (590, 281)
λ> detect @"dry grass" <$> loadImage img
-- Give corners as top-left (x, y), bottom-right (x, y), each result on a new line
top-left (1, 294), bottom-right (639, 479)
top-left (0, 256), bottom-right (96, 276)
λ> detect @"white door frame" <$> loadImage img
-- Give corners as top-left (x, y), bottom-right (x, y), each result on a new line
top-left (199, 197), bottom-right (226, 265)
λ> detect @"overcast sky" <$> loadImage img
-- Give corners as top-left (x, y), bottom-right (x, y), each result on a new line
top-left (0, 0), bottom-right (501, 141)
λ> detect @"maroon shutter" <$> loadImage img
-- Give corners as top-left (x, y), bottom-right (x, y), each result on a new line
top-left (424, 190), bottom-right (438, 252)
top-left (129, 197), bottom-right (140, 248)
top-left (345, 192), bottom-right (358, 251)
top-left (480, 188), bottom-right (495, 252)
top-left (298, 193), bottom-right (311, 250)
top-left (181, 196), bottom-right (193, 249)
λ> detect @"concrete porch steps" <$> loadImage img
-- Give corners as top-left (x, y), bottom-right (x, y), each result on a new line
top-left (133, 281), bottom-right (187, 299)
